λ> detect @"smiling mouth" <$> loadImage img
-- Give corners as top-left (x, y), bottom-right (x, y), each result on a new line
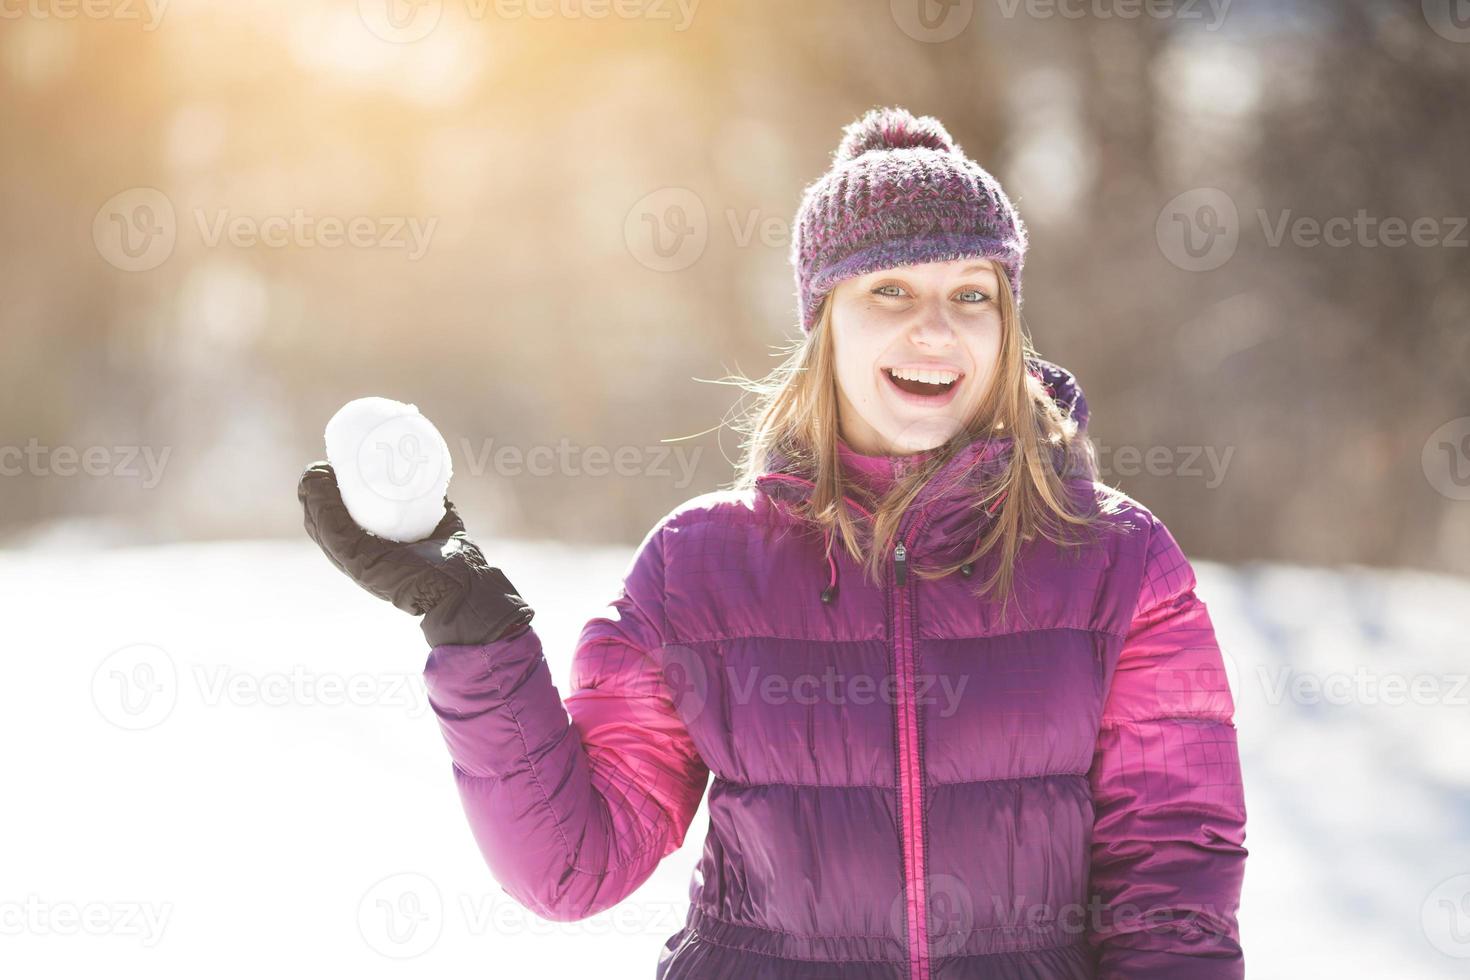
top-left (884, 367), bottom-right (962, 399)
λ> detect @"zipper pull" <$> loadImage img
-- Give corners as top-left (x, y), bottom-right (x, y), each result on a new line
top-left (894, 541), bottom-right (908, 587)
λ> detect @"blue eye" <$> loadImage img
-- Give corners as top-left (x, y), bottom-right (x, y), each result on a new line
top-left (870, 283), bottom-right (987, 302)
top-left (872, 284), bottom-right (990, 302)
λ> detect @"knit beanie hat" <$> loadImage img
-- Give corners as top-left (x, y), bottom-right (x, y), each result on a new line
top-left (791, 106), bottom-right (1028, 334)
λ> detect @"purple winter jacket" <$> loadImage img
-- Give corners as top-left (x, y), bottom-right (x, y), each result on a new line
top-left (421, 362), bottom-right (1248, 979)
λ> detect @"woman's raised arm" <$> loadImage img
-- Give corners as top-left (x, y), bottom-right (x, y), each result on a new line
top-left (421, 518), bottom-right (710, 922)
top-left (298, 463), bottom-right (709, 921)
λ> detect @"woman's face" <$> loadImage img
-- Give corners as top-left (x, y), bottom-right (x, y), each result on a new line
top-left (829, 257), bottom-right (1004, 455)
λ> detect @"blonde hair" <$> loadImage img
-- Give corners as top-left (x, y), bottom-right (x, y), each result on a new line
top-left (725, 263), bottom-right (1105, 610)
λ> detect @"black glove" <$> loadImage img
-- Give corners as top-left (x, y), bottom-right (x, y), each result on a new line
top-left (297, 462), bottom-right (534, 646)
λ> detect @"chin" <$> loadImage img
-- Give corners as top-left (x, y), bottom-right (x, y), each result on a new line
top-left (885, 417), bottom-right (961, 454)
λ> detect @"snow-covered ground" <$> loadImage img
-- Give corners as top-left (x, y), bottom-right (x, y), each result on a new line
top-left (2, 539), bottom-right (1467, 978)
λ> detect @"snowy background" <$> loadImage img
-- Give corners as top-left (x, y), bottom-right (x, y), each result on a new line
top-left (3, 535), bottom-right (1468, 978)
top-left (6, 1), bottom-right (1468, 976)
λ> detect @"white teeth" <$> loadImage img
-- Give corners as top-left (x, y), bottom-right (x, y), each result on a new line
top-left (887, 367), bottom-right (959, 385)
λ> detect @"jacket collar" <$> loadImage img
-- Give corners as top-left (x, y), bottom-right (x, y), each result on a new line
top-left (751, 358), bottom-right (1090, 600)
top-left (755, 431), bottom-right (1013, 553)
top-left (834, 435), bottom-right (938, 498)
top-left (756, 357), bottom-right (1087, 542)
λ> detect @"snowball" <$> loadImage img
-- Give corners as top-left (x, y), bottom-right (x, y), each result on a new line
top-left (323, 397), bottom-right (453, 543)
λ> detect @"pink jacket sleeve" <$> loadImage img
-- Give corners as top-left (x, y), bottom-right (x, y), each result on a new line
top-left (421, 520), bottom-right (710, 921)
top-left (1087, 514), bottom-right (1249, 978)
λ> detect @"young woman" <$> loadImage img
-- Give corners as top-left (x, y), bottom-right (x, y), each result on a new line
top-left (298, 106), bottom-right (1247, 979)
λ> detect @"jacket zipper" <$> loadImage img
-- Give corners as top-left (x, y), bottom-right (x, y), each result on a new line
top-left (892, 516), bottom-right (930, 980)
top-left (756, 468), bottom-right (935, 976)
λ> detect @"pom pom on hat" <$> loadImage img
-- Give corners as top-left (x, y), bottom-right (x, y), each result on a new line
top-left (833, 106), bottom-right (959, 165)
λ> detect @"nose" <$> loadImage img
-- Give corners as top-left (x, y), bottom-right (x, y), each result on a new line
top-left (907, 307), bottom-right (958, 348)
